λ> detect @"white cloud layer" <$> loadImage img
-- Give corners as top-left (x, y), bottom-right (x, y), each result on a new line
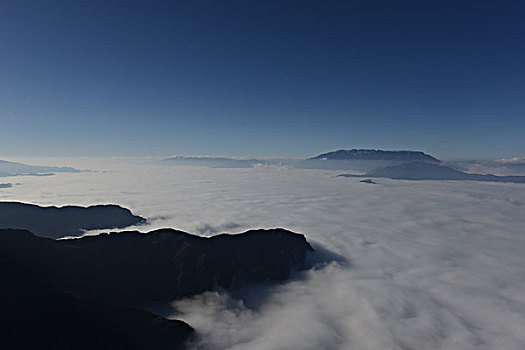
top-left (1, 157), bottom-right (524, 349)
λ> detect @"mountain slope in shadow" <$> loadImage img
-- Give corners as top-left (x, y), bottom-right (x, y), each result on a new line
top-left (1, 227), bottom-right (313, 349)
top-left (0, 201), bottom-right (146, 238)
top-left (338, 161), bottom-right (525, 183)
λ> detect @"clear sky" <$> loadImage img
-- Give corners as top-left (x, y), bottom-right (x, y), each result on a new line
top-left (1, 0), bottom-right (524, 159)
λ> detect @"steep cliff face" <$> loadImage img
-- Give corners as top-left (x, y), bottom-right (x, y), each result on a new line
top-left (1, 227), bottom-right (313, 349)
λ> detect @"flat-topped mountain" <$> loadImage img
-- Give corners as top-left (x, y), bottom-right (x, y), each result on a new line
top-left (338, 161), bottom-right (525, 183)
top-left (0, 201), bottom-right (145, 238)
top-left (1, 227), bottom-right (313, 349)
top-left (312, 149), bottom-right (440, 162)
top-left (296, 149), bottom-right (440, 171)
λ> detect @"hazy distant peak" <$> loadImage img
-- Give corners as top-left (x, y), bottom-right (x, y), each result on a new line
top-left (311, 149), bottom-right (440, 162)
top-left (338, 161), bottom-right (525, 183)
top-left (164, 155), bottom-right (294, 168)
top-left (165, 155), bottom-right (243, 161)
top-left (0, 159), bottom-right (80, 177)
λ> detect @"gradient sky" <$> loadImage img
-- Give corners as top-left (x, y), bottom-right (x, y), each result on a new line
top-left (1, 0), bottom-right (524, 159)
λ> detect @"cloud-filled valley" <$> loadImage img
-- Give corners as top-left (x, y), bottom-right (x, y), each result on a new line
top-left (1, 157), bottom-right (525, 349)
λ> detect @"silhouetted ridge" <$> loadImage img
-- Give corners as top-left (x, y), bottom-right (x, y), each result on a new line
top-left (1, 229), bottom-right (193, 350)
top-left (0, 201), bottom-right (145, 238)
top-left (312, 149), bottom-right (440, 162)
top-left (2, 227), bottom-right (312, 302)
top-left (1, 227), bottom-right (313, 349)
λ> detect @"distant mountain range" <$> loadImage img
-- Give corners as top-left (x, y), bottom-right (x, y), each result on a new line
top-left (339, 161), bottom-right (525, 183)
top-left (0, 202), bottom-right (146, 238)
top-left (0, 159), bottom-right (80, 177)
top-left (165, 155), bottom-right (265, 168)
top-left (164, 149), bottom-right (442, 171)
top-left (164, 155), bottom-right (292, 168)
top-left (2, 227), bottom-right (313, 349)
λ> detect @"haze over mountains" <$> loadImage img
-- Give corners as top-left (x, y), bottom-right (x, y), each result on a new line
top-left (339, 161), bottom-right (525, 184)
top-left (3, 150), bottom-right (524, 182)
top-left (164, 149), bottom-right (443, 171)
top-left (164, 155), bottom-right (294, 168)
top-left (0, 159), bottom-right (80, 177)
top-left (161, 149), bottom-right (525, 183)
top-left (164, 149), bottom-right (442, 170)
top-left (165, 155), bottom-right (277, 168)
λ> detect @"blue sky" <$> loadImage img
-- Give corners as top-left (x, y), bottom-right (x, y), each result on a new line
top-left (1, 0), bottom-right (524, 159)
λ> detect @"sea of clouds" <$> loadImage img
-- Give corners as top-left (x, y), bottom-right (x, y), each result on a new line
top-left (1, 157), bottom-right (524, 349)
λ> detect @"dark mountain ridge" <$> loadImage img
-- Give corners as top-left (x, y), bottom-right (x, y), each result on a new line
top-left (0, 201), bottom-right (146, 238)
top-left (1, 227), bottom-right (313, 349)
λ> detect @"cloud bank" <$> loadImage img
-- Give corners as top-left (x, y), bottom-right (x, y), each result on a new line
top-left (2, 157), bottom-right (524, 349)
